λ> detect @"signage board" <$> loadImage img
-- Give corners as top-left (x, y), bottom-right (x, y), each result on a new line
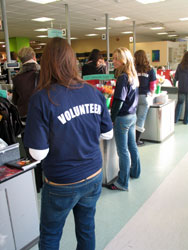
top-left (62, 28), bottom-right (66, 37)
top-left (129, 36), bottom-right (133, 43)
top-left (102, 34), bottom-right (106, 40)
top-left (83, 74), bottom-right (115, 80)
top-left (48, 28), bottom-right (63, 38)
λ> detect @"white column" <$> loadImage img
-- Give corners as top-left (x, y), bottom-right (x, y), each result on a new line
top-left (105, 13), bottom-right (110, 73)
top-left (65, 4), bottom-right (71, 45)
top-left (133, 21), bottom-right (136, 54)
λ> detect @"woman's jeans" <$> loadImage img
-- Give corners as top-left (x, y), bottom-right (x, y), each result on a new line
top-left (175, 93), bottom-right (188, 124)
top-left (114, 114), bottom-right (141, 190)
top-left (39, 171), bottom-right (102, 250)
top-left (136, 94), bottom-right (153, 132)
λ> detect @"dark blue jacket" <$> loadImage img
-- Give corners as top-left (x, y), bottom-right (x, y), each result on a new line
top-left (175, 64), bottom-right (188, 94)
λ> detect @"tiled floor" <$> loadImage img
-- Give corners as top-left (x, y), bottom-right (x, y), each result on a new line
top-left (31, 122), bottom-right (188, 250)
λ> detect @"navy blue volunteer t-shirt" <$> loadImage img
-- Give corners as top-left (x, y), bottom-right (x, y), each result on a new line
top-left (137, 68), bottom-right (156, 95)
top-left (113, 73), bottom-right (139, 116)
top-left (24, 83), bottom-right (113, 184)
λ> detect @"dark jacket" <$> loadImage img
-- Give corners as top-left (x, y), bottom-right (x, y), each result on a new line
top-left (82, 61), bottom-right (106, 77)
top-left (12, 62), bottom-right (40, 117)
top-left (175, 64), bottom-right (188, 94)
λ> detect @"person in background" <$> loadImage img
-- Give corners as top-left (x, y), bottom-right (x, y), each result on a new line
top-left (108, 47), bottom-right (141, 191)
top-left (82, 49), bottom-right (106, 76)
top-left (134, 50), bottom-right (157, 146)
top-left (24, 37), bottom-right (113, 250)
top-left (12, 46), bottom-right (42, 192)
top-left (10, 51), bottom-right (18, 61)
top-left (174, 51), bottom-right (188, 124)
top-left (12, 47), bottom-right (40, 118)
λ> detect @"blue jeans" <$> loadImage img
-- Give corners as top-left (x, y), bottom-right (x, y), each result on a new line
top-left (175, 93), bottom-right (188, 124)
top-left (114, 114), bottom-right (141, 190)
top-left (136, 94), bottom-right (153, 132)
top-left (39, 171), bottom-right (102, 250)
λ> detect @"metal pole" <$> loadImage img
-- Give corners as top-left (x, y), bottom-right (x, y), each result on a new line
top-left (65, 4), bottom-right (71, 45)
top-left (105, 13), bottom-right (110, 73)
top-left (133, 21), bottom-right (136, 54)
top-left (1, 0), bottom-right (12, 84)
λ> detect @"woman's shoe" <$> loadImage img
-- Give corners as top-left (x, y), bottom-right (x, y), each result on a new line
top-left (107, 184), bottom-right (128, 191)
top-left (137, 140), bottom-right (145, 146)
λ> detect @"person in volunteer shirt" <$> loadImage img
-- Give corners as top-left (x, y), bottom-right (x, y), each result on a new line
top-left (134, 50), bottom-right (157, 146)
top-left (24, 37), bottom-right (113, 250)
top-left (108, 47), bottom-right (141, 191)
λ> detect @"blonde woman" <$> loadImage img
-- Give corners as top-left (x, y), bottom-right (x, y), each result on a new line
top-left (108, 48), bottom-right (141, 191)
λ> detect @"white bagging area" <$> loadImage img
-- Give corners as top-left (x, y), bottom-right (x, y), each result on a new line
top-left (141, 99), bottom-right (175, 142)
top-left (100, 136), bottom-right (119, 185)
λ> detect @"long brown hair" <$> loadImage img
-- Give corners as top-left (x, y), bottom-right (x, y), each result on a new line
top-left (113, 47), bottom-right (139, 87)
top-left (38, 37), bottom-right (84, 90)
top-left (134, 50), bottom-right (151, 73)
top-left (180, 51), bottom-right (188, 70)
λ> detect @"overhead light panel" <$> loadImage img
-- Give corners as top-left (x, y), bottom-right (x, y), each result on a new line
top-left (110, 16), bottom-right (130, 21)
top-left (34, 28), bottom-right (48, 31)
top-left (121, 31), bottom-right (133, 34)
top-left (32, 17), bottom-right (54, 22)
top-left (26, 0), bottom-right (61, 4)
top-left (70, 37), bottom-right (78, 40)
top-left (37, 35), bottom-right (48, 37)
top-left (136, 0), bottom-right (165, 4)
top-left (179, 17), bottom-right (188, 21)
top-left (168, 34), bottom-right (177, 37)
top-left (94, 27), bottom-right (111, 30)
top-left (150, 27), bottom-right (164, 30)
top-left (157, 32), bottom-right (168, 35)
top-left (85, 34), bottom-right (99, 37)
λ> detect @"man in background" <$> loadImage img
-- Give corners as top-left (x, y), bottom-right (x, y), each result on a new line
top-left (12, 47), bottom-right (42, 192)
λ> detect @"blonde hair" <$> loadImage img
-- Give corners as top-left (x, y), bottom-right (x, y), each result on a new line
top-left (113, 47), bottom-right (139, 87)
top-left (18, 47), bottom-right (36, 64)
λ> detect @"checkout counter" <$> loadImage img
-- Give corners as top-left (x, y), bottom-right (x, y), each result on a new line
top-left (101, 137), bottom-right (119, 185)
top-left (141, 99), bottom-right (175, 142)
top-left (0, 143), bottom-right (39, 250)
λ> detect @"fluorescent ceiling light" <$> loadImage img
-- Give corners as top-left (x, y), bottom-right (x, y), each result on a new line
top-left (168, 34), bottom-right (177, 37)
top-left (179, 17), bottom-right (188, 21)
top-left (136, 0), bottom-right (165, 4)
top-left (121, 31), bottom-right (133, 34)
top-left (37, 35), bottom-right (48, 37)
top-left (157, 32), bottom-right (168, 35)
top-left (85, 34), bottom-right (99, 37)
top-left (38, 43), bottom-right (46, 45)
top-left (110, 16), bottom-right (130, 21)
top-left (26, 0), bottom-right (61, 4)
top-left (0, 41), bottom-right (5, 44)
top-left (94, 27), bottom-right (111, 30)
top-left (70, 37), bottom-right (78, 40)
top-left (32, 17), bottom-right (54, 22)
top-left (34, 28), bottom-right (48, 31)
top-left (150, 27), bottom-right (164, 30)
